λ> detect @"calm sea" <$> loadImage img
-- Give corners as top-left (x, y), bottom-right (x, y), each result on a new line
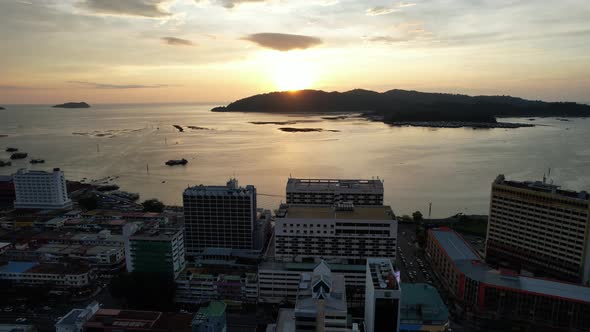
top-left (1, 104), bottom-right (589, 218)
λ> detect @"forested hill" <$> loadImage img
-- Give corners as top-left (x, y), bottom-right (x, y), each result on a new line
top-left (211, 89), bottom-right (590, 123)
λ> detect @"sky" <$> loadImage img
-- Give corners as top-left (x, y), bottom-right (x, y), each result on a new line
top-left (1, 0), bottom-right (590, 104)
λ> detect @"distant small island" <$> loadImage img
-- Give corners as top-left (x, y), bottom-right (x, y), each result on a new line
top-left (53, 102), bottom-right (90, 109)
top-left (213, 89), bottom-right (590, 128)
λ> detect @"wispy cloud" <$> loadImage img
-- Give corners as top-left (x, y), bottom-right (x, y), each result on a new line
top-left (366, 2), bottom-right (416, 16)
top-left (161, 36), bottom-right (194, 46)
top-left (242, 33), bottom-right (322, 51)
top-left (68, 81), bottom-right (173, 89)
top-left (81, 0), bottom-right (172, 18)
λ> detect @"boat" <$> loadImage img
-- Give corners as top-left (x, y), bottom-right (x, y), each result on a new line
top-left (0, 160), bottom-right (11, 167)
top-left (165, 158), bottom-right (188, 166)
top-left (5, 147), bottom-right (18, 152)
top-left (30, 159), bottom-right (45, 164)
top-left (10, 152), bottom-right (28, 160)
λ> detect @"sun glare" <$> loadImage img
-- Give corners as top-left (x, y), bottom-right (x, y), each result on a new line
top-left (266, 52), bottom-right (316, 91)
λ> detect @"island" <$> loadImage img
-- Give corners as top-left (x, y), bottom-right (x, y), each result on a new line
top-left (52, 102), bottom-right (90, 109)
top-left (212, 89), bottom-right (590, 128)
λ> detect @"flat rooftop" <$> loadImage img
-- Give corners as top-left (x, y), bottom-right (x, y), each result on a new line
top-left (429, 228), bottom-right (480, 262)
top-left (401, 283), bottom-right (449, 323)
top-left (283, 205), bottom-right (394, 220)
top-left (130, 228), bottom-right (182, 241)
top-left (85, 309), bottom-right (161, 329)
top-left (368, 259), bottom-right (399, 290)
top-left (494, 174), bottom-right (589, 201)
top-left (287, 178), bottom-right (383, 193)
top-left (0, 261), bottom-right (37, 274)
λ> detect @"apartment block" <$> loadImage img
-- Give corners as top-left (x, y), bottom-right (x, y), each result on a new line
top-left (486, 175), bottom-right (590, 283)
top-left (286, 178), bottom-right (384, 206)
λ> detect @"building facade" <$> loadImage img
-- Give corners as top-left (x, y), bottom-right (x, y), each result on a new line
top-left (427, 227), bottom-right (590, 332)
top-left (125, 227), bottom-right (186, 278)
top-left (364, 258), bottom-right (401, 332)
top-left (486, 175), bottom-right (590, 284)
top-left (286, 178), bottom-right (384, 206)
top-left (13, 168), bottom-right (72, 210)
top-left (0, 261), bottom-right (93, 288)
top-left (274, 204), bottom-right (397, 262)
top-left (399, 284), bottom-right (449, 332)
top-left (192, 301), bottom-right (227, 332)
top-left (55, 302), bottom-right (99, 332)
top-left (183, 178), bottom-right (257, 257)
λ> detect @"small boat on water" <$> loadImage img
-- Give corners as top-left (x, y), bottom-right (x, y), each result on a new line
top-left (5, 147), bottom-right (18, 152)
top-left (10, 152), bottom-right (27, 160)
top-left (0, 160), bottom-right (11, 167)
top-left (166, 158), bottom-right (188, 166)
top-left (30, 159), bottom-right (45, 164)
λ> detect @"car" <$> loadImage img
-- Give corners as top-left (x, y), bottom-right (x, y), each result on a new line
top-left (15, 318), bottom-right (27, 323)
top-left (4, 307), bottom-right (13, 312)
top-left (43, 306), bottom-right (51, 310)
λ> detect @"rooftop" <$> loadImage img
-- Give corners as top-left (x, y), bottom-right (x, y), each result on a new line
top-left (283, 205), bottom-right (394, 220)
top-left (259, 260), bottom-right (367, 273)
top-left (287, 178), bottom-right (383, 193)
top-left (400, 283), bottom-right (449, 324)
top-left (184, 178), bottom-right (255, 196)
top-left (193, 301), bottom-right (226, 324)
top-left (0, 261), bottom-right (37, 274)
top-left (429, 228), bottom-right (480, 262)
top-left (494, 174), bottom-right (589, 200)
top-left (367, 258), bottom-right (399, 290)
top-left (130, 227), bottom-right (182, 241)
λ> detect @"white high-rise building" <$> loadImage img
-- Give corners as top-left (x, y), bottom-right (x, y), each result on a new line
top-left (286, 178), bottom-right (384, 206)
top-left (13, 168), bottom-right (72, 210)
top-left (274, 203), bottom-right (397, 263)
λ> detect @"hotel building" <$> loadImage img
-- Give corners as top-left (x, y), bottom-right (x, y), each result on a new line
top-left (274, 203), bottom-right (397, 262)
top-left (486, 175), bottom-right (590, 283)
top-left (13, 168), bottom-right (72, 210)
top-left (183, 178), bottom-right (257, 256)
top-left (286, 178), bottom-right (384, 206)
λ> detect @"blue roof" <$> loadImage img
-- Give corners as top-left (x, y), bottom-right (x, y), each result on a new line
top-left (430, 229), bottom-right (480, 262)
top-left (0, 261), bottom-right (37, 273)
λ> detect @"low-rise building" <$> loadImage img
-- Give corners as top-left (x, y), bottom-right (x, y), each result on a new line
top-left (83, 309), bottom-right (194, 332)
top-left (175, 267), bottom-right (258, 307)
top-left (192, 301), bottom-right (227, 332)
top-left (0, 261), bottom-right (93, 288)
top-left (427, 227), bottom-right (590, 331)
top-left (399, 284), bottom-right (449, 332)
top-left (55, 301), bottom-right (99, 332)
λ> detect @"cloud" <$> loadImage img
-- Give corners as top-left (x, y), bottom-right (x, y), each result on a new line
top-left (366, 6), bottom-right (399, 16)
top-left (242, 33), bottom-right (322, 51)
top-left (68, 81), bottom-right (173, 89)
top-left (194, 0), bottom-right (267, 9)
top-left (81, 0), bottom-right (172, 18)
top-left (366, 2), bottom-right (416, 16)
top-left (365, 36), bottom-right (410, 43)
top-left (161, 37), bottom-right (194, 46)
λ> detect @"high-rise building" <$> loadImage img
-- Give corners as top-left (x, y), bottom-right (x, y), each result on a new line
top-left (274, 203), bottom-right (397, 262)
top-left (364, 258), bottom-right (401, 332)
top-left (0, 175), bottom-right (15, 208)
top-left (125, 226), bottom-right (186, 279)
top-left (13, 168), bottom-right (72, 210)
top-left (286, 178), bottom-right (384, 206)
top-left (183, 178), bottom-right (257, 256)
top-left (486, 174), bottom-right (590, 283)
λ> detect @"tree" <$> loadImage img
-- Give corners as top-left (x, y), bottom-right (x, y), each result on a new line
top-left (109, 272), bottom-right (176, 311)
top-left (412, 211), bottom-right (424, 223)
top-left (142, 199), bottom-right (164, 213)
top-left (400, 215), bottom-right (413, 223)
top-left (78, 192), bottom-right (98, 211)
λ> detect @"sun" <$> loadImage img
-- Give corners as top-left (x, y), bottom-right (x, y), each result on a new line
top-left (273, 61), bottom-right (314, 91)
top-left (266, 52), bottom-right (316, 91)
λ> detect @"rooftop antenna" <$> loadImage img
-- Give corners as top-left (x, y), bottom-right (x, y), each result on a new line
top-left (543, 173), bottom-right (546, 184)
top-left (428, 202), bottom-right (432, 218)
